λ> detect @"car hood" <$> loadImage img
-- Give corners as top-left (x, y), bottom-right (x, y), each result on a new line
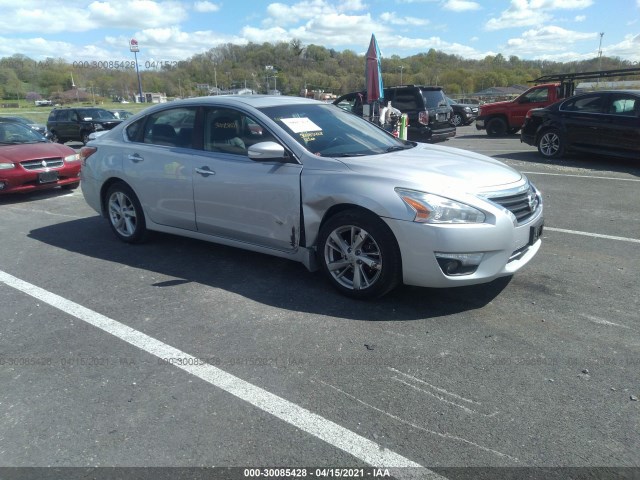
top-left (0, 142), bottom-right (76, 162)
top-left (338, 143), bottom-right (523, 192)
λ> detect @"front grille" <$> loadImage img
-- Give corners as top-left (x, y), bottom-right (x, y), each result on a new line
top-left (488, 184), bottom-right (539, 224)
top-left (21, 158), bottom-right (64, 170)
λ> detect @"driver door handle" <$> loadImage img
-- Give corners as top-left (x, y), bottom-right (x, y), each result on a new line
top-left (195, 166), bottom-right (215, 177)
top-left (128, 153), bottom-right (144, 163)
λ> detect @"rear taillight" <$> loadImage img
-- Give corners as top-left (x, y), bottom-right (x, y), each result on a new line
top-left (80, 146), bottom-right (97, 166)
top-left (525, 110), bottom-right (533, 119)
top-left (418, 110), bottom-right (429, 125)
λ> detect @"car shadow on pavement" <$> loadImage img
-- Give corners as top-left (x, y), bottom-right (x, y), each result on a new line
top-left (28, 217), bottom-right (511, 321)
top-left (493, 151), bottom-right (640, 177)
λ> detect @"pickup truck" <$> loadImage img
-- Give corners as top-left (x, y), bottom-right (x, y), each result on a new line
top-left (475, 83), bottom-right (563, 136)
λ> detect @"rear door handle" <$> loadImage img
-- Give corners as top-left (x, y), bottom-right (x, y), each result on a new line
top-left (128, 153), bottom-right (143, 163)
top-left (195, 166), bottom-right (215, 177)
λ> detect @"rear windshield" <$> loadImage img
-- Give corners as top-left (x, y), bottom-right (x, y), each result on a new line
top-left (422, 90), bottom-right (447, 108)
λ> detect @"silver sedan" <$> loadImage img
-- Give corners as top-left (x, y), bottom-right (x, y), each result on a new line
top-left (80, 95), bottom-right (543, 298)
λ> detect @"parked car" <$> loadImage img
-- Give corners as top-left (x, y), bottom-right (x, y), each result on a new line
top-left (47, 107), bottom-right (122, 145)
top-left (445, 97), bottom-right (478, 126)
top-left (333, 85), bottom-right (456, 143)
top-left (109, 109), bottom-right (134, 120)
top-left (521, 90), bottom-right (640, 159)
top-left (0, 122), bottom-right (81, 194)
top-left (81, 96), bottom-right (543, 298)
top-left (0, 115), bottom-right (50, 138)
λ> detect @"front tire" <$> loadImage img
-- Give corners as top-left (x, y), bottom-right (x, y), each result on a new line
top-left (317, 210), bottom-right (402, 299)
top-left (452, 113), bottom-right (463, 127)
top-left (537, 128), bottom-right (565, 158)
top-left (486, 117), bottom-right (508, 137)
top-left (50, 131), bottom-right (61, 143)
top-left (105, 182), bottom-right (147, 243)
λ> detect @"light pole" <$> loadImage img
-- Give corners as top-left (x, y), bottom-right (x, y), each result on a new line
top-left (130, 38), bottom-right (144, 103)
top-left (399, 65), bottom-right (405, 84)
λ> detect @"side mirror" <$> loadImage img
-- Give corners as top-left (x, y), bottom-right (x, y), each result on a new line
top-left (248, 141), bottom-right (288, 162)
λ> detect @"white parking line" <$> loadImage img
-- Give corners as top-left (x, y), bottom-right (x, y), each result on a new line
top-left (522, 172), bottom-right (640, 182)
top-left (545, 227), bottom-right (640, 244)
top-left (0, 269), bottom-right (425, 470)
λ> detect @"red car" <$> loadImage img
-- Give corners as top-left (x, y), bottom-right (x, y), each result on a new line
top-left (0, 122), bottom-right (81, 194)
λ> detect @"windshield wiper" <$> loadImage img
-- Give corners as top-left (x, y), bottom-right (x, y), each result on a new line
top-left (385, 145), bottom-right (410, 153)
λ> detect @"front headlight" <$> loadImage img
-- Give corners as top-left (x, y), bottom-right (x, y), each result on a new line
top-left (64, 153), bottom-right (80, 162)
top-left (0, 162), bottom-right (16, 170)
top-left (395, 188), bottom-right (486, 224)
top-left (464, 107), bottom-right (472, 112)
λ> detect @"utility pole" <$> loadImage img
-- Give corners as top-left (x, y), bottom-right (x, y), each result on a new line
top-left (597, 32), bottom-right (605, 72)
top-left (399, 65), bottom-right (405, 84)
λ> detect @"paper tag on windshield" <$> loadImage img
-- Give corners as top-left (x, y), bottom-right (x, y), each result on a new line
top-left (280, 117), bottom-right (322, 133)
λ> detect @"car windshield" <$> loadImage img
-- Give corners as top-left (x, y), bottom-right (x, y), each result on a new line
top-left (78, 109), bottom-right (117, 120)
top-left (446, 97), bottom-right (458, 105)
top-left (0, 122), bottom-right (46, 144)
top-left (259, 104), bottom-right (412, 157)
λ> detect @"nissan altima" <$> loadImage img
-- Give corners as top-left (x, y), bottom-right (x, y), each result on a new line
top-left (80, 96), bottom-right (543, 298)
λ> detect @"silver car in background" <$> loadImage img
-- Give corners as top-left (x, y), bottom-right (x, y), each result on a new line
top-left (80, 96), bottom-right (543, 298)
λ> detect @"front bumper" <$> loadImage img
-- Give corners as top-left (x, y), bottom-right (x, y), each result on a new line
top-left (475, 116), bottom-right (486, 130)
top-left (383, 207), bottom-right (544, 288)
top-left (0, 166), bottom-right (80, 194)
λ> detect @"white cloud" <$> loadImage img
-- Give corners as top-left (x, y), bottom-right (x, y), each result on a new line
top-left (486, 0), bottom-right (592, 31)
top-left (380, 12), bottom-right (429, 26)
top-left (442, 0), bottom-right (481, 12)
top-left (193, 1), bottom-right (220, 12)
top-left (574, 15), bottom-right (586, 21)
top-left (505, 25), bottom-right (598, 59)
top-left (87, 1), bottom-right (188, 29)
top-left (263, 0), bottom-right (366, 27)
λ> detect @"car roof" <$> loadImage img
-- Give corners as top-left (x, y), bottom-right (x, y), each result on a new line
top-left (162, 95), bottom-right (322, 110)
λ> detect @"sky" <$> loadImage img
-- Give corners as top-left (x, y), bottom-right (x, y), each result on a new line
top-left (0, 0), bottom-right (639, 66)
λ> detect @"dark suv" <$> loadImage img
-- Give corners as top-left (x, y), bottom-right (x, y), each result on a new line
top-left (333, 85), bottom-right (455, 143)
top-left (47, 107), bottom-right (122, 145)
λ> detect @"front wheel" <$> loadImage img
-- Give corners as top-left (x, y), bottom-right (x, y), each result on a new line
top-left (81, 131), bottom-right (91, 145)
top-left (451, 113), bottom-right (463, 127)
top-left (50, 131), bottom-right (61, 143)
top-left (317, 210), bottom-right (402, 299)
top-left (105, 182), bottom-right (148, 243)
top-left (537, 128), bottom-right (565, 158)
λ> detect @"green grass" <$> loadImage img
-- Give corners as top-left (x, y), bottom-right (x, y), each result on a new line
top-left (0, 102), bottom-right (152, 124)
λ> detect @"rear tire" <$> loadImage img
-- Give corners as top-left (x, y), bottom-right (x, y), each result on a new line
top-left (105, 182), bottom-right (148, 243)
top-left (317, 209), bottom-right (402, 299)
top-left (537, 128), bottom-right (565, 158)
top-left (50, 131), bottom-right (61, 143)
top-left (486, 117), bottom-right (508, 137)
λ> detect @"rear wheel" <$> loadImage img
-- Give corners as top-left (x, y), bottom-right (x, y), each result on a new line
top-left (317, 210), bottom-right (402, 299)
top-left (50, 131), bottom-right (61, 143)
top-left (81, 131), bottom-right (91, 145)
top-left (105, 182), bottom-right (148, 243)
top-left (537, 128), bottom-right (565, 158)
top-left (486, 117), bottom-right (508, 137)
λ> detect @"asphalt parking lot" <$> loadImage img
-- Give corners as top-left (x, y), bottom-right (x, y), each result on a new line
top-left (1, 125), bottom-right (638, 478)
